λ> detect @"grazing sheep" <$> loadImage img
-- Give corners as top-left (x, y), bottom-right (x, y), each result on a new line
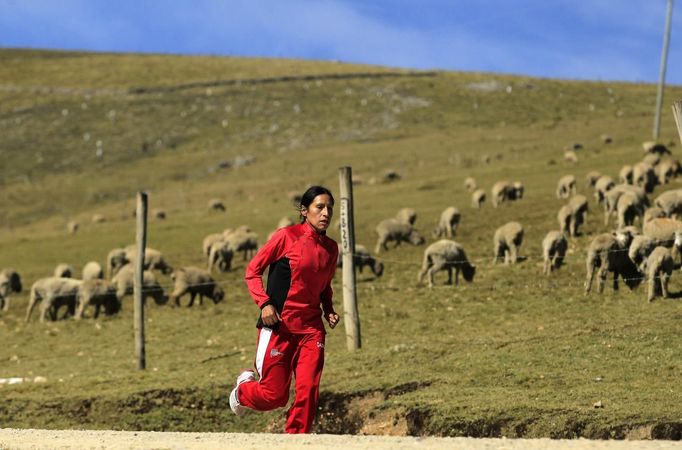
top-left (222, 228), bottom-right (259, 261)
top-left (603, 184), bottom-right (648, 225)
top-left (616, 192), bottom-right (646, 229)
top-left (417, 240), bottom-right (476, 288)
top-left (395, 208), bottom-right (417, 226)
top-left (556, 175), bottom-right (577, 199)
top-left (557, 195), bottom-right (588, 237)
top-left (601, 134), bottom-right (613, 144)
top-left (336, 244), bottom-right (384, 278)
top-left (375, 218), bottom-right (425, 254)
top-left (491, 181), bottom-right (522, 207)
top-left (594, 175), bottom-right (616, 204)
top-left (54, 263), bottom-right (74, 278)
top-left (493, 221), bottom-right (524, 264)
top-left (169, 267), bottom-right (224, 307)
top-left (643, 218), bottom-right (682, 246)
top-left (464, 177), bottom-right (477, 192)
top-left (152, 208), bottom-right (166, 220)
top-left (632, 162), bottom-right (657, 193)
top-left (654, 189), bottom-right (682, 219)
top-left (0, 268), bottom-right (22, 312)
top-left (67, 221), bottom-right (79, 234)
top-left (25, 277), bottom-right (83, 323)
top-left (433, 206), bottom-right (461, 238)
top-left (656, 159), bottom-right (679, 185)
top-left (75, 279), bottom-right (121, 319)
top-left (645, 247), bottom-right (674, 302)
top-left (382, 169), bottom-right (401, 183)
top-left (106, 248), bottom-right (129, 279)
top-left (564, 150), bottom-right (578, 164)
top-left (642, 141), bottom-right (671, 155)
top-left (111, 264), bottom-right (167, 306)
top-left (124, 246), bottom-right (173, 275)
top-left (585, 171), bottom-right (602, 189)
top-left (619, 165), bottom-right (633, 184)
top-left (202, 233), bottom-right (225, 257)
top-left (208, 198), bottom-right (226, 212)
top-left (542, 231), bottom-right (568, 275)
top-left (584, 231), bottom-right (642, 294)
top-left (81, 261), bottom-right (104, 281)
top-left (92, 214), bottom-right (106, 223)
top-left (628, 235), bottom-right (659, 271)
top-left (207, 240), bottom-right (234, 273)
top-left (633, 162), bottom-right (657, 191)
top-left (644, 207), bottom-right (667, 224)
top-left (471, 189), bottom-right (486, 209)
top-left (642, 153), bottom-right (661, 168)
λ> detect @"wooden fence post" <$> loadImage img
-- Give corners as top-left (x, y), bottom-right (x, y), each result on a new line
top-left (134, 191), bottom-right (148, 370)
top-left (338, 167), bottom-right (361, 351)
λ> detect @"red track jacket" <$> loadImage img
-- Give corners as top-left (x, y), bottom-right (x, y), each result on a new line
top-left (245, 222), bottom-right (338, 333)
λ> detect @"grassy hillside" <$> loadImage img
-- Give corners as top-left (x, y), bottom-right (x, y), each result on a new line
top-left (1, 48), bottom-right (682, 438)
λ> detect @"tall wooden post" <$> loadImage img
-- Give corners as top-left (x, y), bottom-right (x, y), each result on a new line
top-left (134, 191), bottom-right (148, 370)
top-left (338, 167), bottom-right (361, 351)
top-left (653, 0), bottom-right (674, 140)
top-left (673, 101), bottom-right (682, 145)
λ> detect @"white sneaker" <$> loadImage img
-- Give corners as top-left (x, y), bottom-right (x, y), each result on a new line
top-left (229, 370), bottom-right (255, 417)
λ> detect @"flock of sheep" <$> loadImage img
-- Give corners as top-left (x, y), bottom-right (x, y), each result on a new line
top-left (2, 140), bottom-right (682, 323)
top-left (378, 139), bottom-right (682, 303)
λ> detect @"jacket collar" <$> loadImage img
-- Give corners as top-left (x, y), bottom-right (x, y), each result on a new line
top-left (301, 221), bottom-right (326, 238)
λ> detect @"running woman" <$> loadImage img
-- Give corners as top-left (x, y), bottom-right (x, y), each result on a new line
top-left (229, 185), bottom-right (340, 433)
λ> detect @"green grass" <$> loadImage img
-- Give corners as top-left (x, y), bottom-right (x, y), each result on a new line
top-left (1, 48), bottom-right (682, 438)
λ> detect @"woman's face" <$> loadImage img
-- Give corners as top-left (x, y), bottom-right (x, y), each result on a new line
top-left (302, 194), bottom-right (334, 233)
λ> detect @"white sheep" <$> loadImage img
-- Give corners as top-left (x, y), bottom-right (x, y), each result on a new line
top-left (645, 246), bottom-right (674, 302)
top-left (594, 175), bottom-right (615, 204)
top-left (644, 206), bottom-right (667, 224)
top-left (585, 171), bottom-right (602, 189)
top-left (81, 261), bottom-right (104, 281)
top-left (375, 218), bottom-right (425, 254)
top-left (643, 218), bottom-right (682, 247)
top-left (169, 267), bottom-right (224, 306)
top-left (628, 235), bottom-right (658, 272)
top-left (208, 198), bottom-right (226, 212)
top-left (464, 177), bottom-right (477, 192)
top-left (542, 231), bottom-right (568, 275)
top-left (111, 264), bottom-right (167, 306)
top-left (417, 240), bottom-right (476, 288)
top-left (207, 240), bottom-right (234, 273)
top-left (618, 165), bottom-right (633, 185)
top-left (654, 189), bottom-right (682, 219)
top-left (603, 184), bottom-right (648, 226)
top-left (336, 244), bottom-right (384, 278)
top-left (0, 268), bottom-right (22, 312)
top-left (493, 221), bottom-right (524, 264)
top-left (471, 189), bottom-right (486, 209)
top-left (584, 231), bottom-right (642, 294)
top-left (223, 228), bottom-right (259, 261)
top-left (433, 206), bottom-right (461, 238)
top-left (67, 221), bottom-right (79, 234)
top-left (203, 233), bottom-right (225, 257)
top-left (75, 279), bottom-right (121, 320)
top-left (616, 192), bottom-right (646, 229)
top-left (54, 263), bottom-right (74, 278)
top-left (106, 248), bottom-right (128, 279)
top-left (556, 175), bottom-right (577, 199)
top-left (632, 162), bottom-right (657, 193)
top-left (395, 208), bottom-right (417, 226)
top-left (25, 277), bottom-right (83, 323)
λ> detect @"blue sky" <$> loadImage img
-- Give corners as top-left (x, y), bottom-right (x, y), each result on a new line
top-left (0, 0), bottom-right (680, 84)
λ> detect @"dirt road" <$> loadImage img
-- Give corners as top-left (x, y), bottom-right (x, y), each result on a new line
top-left (1, 429), bottom-right (681, 450)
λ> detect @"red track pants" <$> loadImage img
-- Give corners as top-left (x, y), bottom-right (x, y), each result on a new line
top-left (237, 326), bottom-right (325, 433)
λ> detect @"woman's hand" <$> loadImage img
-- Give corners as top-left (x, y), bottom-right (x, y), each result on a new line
top-left (326, 312), bottom-right (340, 329)
top-left (261, 305), bottom-right (281, 326)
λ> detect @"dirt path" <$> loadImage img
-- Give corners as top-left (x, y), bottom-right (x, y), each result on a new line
top-left (1, 429), bottom-right (681, 450)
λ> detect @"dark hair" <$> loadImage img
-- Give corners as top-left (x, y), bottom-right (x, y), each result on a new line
top-left (299, 185), bottom-right (335, 223)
